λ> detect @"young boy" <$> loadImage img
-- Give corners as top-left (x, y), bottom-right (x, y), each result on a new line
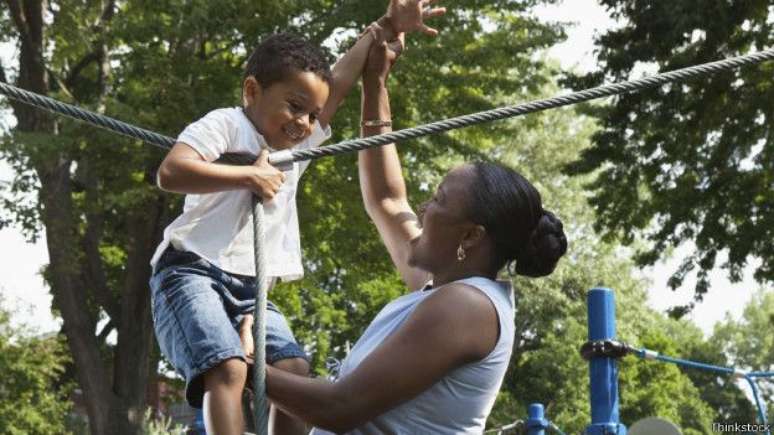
top-left (149, 2), bottom-right (445, 434)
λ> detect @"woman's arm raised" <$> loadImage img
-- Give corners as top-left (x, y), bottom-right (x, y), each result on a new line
top-left (358, 34), bottom-right (429, 291)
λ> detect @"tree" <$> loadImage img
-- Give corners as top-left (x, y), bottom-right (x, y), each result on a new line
top-left (564, 0), bottom-right (774, 309)
top-left (666, 322), bottom-right (758, 428)
top-left (0, 0), bottom-right (566, 432)
top-left (0, 300), bottom-right (72, 434)
top-left (713, 289), bottom-right (774, 424)
top-left (2, 1), bottom-right (172, 433)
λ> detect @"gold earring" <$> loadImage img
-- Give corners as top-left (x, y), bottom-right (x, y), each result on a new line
top-left (457, 244), bottom-right (466, 261)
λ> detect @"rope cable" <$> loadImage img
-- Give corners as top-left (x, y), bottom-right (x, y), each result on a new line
top-left (2, 48), bottom-right (774, 167)
top-left (251, 197), bottom-right (270, 435)
top-left (0, 81), bottom-right (175, 149)
top-left (483, 419), bottom-right (524, 434)
top-left (549, 422), bottom-right (568, 435)
top-left (281, 47), bottom-right (774, 165)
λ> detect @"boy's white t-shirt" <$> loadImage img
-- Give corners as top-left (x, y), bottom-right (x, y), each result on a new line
top-left (150, 107), bottom-right (331, 280)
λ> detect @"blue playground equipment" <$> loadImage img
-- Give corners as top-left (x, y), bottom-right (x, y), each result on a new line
top-left (508, 287), bottom-right (772, 435)
top-left (584, 288), bottom-right (626, 435)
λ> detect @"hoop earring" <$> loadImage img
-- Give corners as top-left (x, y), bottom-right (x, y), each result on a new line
top-left (457, 244), bottom-right (466, 262)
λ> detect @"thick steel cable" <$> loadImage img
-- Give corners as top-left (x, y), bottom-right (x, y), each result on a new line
top-left (0, 80), bottom-right (250, 165)
top-left (3, 48), bottom-right (774, 167)
top-left (281, 47), bottom-right (774, 165)
top-left (0, 81), bottom-right (175, 149)
top-left (482, 419), bottom-right (524, 434)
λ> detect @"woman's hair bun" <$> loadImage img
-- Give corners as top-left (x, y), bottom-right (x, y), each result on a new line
top-left (515, 210), bottom-right (568, 277)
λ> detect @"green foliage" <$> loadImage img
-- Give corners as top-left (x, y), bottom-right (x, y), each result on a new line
top-left (140, 409), bottom-right (186, 435)
top-left (564, 0), bottom-right (774, 304)
top-left (3, 0), bottom-right (764, 432)
top-left (713, 289), bottom-right (774, 423)
top-left (0, 303), bottom-right (72, 435)
top-left (619, 330), bottom-right (715, 435)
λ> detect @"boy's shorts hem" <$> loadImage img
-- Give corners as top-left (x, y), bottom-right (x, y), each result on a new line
top-left (186, 344), bottom-right (309, 409)
top-left (267, 343), bottom-right (309, 365)
top-left (187, 349), bottom-right (246, 408)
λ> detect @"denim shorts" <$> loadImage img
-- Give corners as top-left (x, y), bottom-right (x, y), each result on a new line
top-left (150, 247), bottom-right (308, 408)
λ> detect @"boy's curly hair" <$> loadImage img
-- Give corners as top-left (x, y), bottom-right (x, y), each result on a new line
top-left (244, 33), bottom-right (333, 88)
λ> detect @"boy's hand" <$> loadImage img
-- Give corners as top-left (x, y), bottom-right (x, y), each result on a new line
top-left (239, 314), bottom-right (255, 363)
top-left (244, 149), bottom-right (286, 200)
top-left (384, 0), bottom-right (446, 36)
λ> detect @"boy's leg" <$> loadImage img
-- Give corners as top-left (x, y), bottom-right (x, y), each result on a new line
top-left (150, 248), bottom-right (251, 435)
top-left (270, 357), bottom-right (311, 435)
top-left (203, 358), bottom-right (248, 435)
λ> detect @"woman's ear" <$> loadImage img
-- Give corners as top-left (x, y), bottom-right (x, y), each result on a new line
top-left (461, 224), bottom-right (487, 250)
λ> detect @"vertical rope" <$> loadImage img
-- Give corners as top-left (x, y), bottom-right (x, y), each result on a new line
top-left (251, 196), bottom-right (270, 435)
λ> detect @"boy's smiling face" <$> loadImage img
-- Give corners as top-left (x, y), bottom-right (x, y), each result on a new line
top-left (243, 70), bottom-right (330, 150)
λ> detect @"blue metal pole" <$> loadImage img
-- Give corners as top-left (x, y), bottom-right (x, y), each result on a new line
top-left (526, 403), bottom-right (548, 435)
top-left (194, 408), bottom-right (207, 435)
top-left (585, 288), bottom-right (627, 435)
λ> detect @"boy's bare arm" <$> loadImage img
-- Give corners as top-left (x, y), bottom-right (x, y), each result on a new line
top-left (157, 144), bottom-right (286, 200)
top-left (317, 0), bottom-right (445, 128)
top-left (381, 0), bottom-right (446, 36)
top-left (317, 30), bottom-right (376, 129)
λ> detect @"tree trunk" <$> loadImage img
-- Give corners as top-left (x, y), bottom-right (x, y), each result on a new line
top-left (6, 1), bottom-right (161, 433)
top-left (111, 196), bottom-right (170, 435)
top-left (7, 0), bottom-right (116, 433)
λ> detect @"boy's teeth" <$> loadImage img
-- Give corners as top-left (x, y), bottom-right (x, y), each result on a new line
top-left (285, 127), bottom-right (302, 140)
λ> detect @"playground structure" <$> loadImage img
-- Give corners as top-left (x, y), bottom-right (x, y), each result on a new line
top-left (486, 288), bottom-right (773, 435)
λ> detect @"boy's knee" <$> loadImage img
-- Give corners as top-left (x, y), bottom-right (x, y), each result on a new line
top-left (204, 358), bottom-right (248, 388)
top-left (271, 357), bottom-right (310, 376)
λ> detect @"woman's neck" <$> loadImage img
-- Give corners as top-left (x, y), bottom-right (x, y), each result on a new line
top-left (432, 266), bottom-right (496, 288)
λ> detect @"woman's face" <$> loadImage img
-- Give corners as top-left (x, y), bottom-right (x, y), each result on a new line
top-left (408, 165), bottom-right (476, 271)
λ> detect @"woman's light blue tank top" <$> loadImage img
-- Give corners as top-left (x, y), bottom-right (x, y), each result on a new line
top-left (312, 276), bottom-right (515, 435)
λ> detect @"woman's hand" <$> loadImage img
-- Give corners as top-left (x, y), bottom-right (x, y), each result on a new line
top-left (363, 24), bottom-right (405, 82)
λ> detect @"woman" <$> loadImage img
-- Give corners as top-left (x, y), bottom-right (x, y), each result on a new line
top-left (262, 28), bottom-right (568, 434)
